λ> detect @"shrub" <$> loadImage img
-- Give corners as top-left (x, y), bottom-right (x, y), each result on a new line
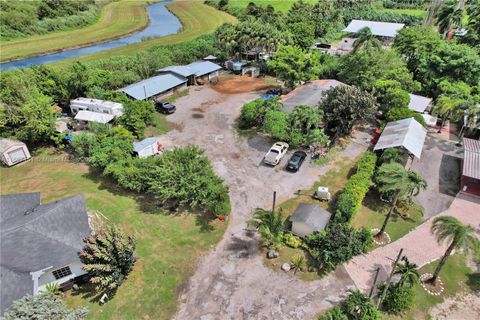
top-left (283, 233), bottom-right (302, 248)
top-left (240, 98), bottom-right (282, 128)
top-left (263, 110), bottom-right (290, 141)
top-left (342, 289), bottom-right (382, 320)
top-left (335, 152), bottom-right (377, 223)
top-left (379, 283), bottom-right (415, 314)
top-left (318, 306), bottom-right (348, 320)
top-left (386, 107), bottom-right (426, 126)
top-left (305, 224), bottom-right (373, 272)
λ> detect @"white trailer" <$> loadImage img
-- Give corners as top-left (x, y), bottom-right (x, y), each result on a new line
top-left (70, 98), bottom-right (123, 116)
top-left (133, 137), bottom-right (164, 158)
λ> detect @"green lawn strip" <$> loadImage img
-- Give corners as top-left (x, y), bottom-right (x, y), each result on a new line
top-left (51, 1), bottom-right (236, 68)
top-left (352, 194), bottom-right (423, 243)
top-left (0, 0), bottom-right (153, 62)
top-left (386, 254), bottom-right (477, 320)
top-left (0, 150), bottom-right (226, 319)
top-left (145, 112), bottom-right (171, 137)
top-left (228, 0), bottom-right (315, 11)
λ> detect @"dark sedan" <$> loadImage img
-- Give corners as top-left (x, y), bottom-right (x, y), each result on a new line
top-left (286, 151), bottom-right (307, 172)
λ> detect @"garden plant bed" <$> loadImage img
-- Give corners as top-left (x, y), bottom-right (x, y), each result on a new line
top-left (372, 228), bottom-right (391, 246)
top-left (420, 273), bottom-right (445, 296)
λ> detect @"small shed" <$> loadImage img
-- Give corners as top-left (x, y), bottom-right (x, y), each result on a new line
top-left (133, 137), bottom-right (163, 158)
top-left (0, 138), bottom-right (31, 167)
top-left (289, 203), bottom-right (332, 238)
top-left (461, 138), bottom-right (480, 196)
top-left (203, 55), bottom-right (218, 63)
top-left (408, 94), bottom-right (432, 113)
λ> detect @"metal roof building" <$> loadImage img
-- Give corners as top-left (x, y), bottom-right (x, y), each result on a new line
top-left (408, 94), bottom-right (432, 113)
top-left (157, 61), bottom-right (222, 78)
top-left (289, 203), bottom-right (332, 238)
top-left (281, 79), bottom-right (346, 113)
top-left (461, 138), bottom-right (480, 196)
top-left (119, 73), bottom-right (187, 100)
top-left (343, 20), bottom-right (405, 38)
top-left (373, 118), bottom-right (427, 159)
top-left (74, 110), bottom-right (115, 124)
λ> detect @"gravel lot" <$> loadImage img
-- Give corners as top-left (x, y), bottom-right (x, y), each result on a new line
top-left (159, 79), bottom-right (372, 320)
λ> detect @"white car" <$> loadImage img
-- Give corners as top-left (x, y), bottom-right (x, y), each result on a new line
top-left (263, 142), bottom-right (289, 166)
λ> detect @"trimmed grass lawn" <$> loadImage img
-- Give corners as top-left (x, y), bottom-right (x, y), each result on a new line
top-left (0, 0), bottom-right (152, 62)
top-left (145, 113), bottom-right (172, 137)
top-left (0, 149), bottom-right (227, 319)
top-left (387, 254), bottom-right (478, 320)
top-left (52, 1), bottom-right (236, 68)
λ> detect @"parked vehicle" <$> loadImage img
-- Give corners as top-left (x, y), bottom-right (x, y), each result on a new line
top-left (263, 142), bottom-right (289, 166)
top-left (313, 186), bottom-right (331, 202)
top-left (155, 100), bottom-right (176, 114)
top-left (286, 151), bottom-right (307, 172)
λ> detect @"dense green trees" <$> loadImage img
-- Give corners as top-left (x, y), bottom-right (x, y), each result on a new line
top-left (267, 45), bottom-right (320, 89)
top-left (385, 107), bottom-right (426, 126)
top-left (320, 86), bottom-right (377, 143)
top-left (80, 225), bottom-right (136, 293)
top-left (2, 293), bottom-right (88, 320)
top-left (461, 1), bottom-right (480, 47)
top-left (240, 98), bottom-right (282, 128)
top-left (306, 224), bottom-right (373, 272)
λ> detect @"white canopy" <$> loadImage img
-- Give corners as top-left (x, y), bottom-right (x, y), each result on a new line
top-left (74, 110), bottom-right (114, 124)
top-left (343, 20), bottom-right (405, 38)
top-left (374, 118), bottom-right (427, 159)
top-left (408, 94), bottom-right (432, 113)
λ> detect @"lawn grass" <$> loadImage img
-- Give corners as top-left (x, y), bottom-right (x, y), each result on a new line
top-left (229, 0), bottom-right (315, 12)
top-left (0, 149), bottom-right (227, 319)
top-left (145, 112), bottom-right (172, 137)
top-left (386, 254), bottom-right (478, 320)
top-left (0, 0), bottom-right (152, 62)
top-left (52, 1), bottom-right (236, 68)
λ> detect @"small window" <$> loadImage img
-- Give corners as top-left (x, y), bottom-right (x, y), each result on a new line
top-left (52, 266), bottom-right (72, 280)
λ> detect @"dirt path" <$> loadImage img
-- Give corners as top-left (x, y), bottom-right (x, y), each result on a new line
top-left (158, 84), bottom-right (372, 319)
top-left (345, 193), bottom-right (480, 293)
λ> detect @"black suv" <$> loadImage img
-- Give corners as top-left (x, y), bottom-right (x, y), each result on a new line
top-left (286, 151), bottom-right (307, 172)
top-left (155, 100), bottom-right (176, 114)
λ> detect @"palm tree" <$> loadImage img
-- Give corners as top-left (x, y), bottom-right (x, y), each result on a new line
top-left (406, 171), bottom-right (427, 201)
top-left (394, 256), bottom-right (419, 288)
top-left (375, 162), bottom-right (410, 236)
top-left (430, 216), bottom-right (479, 284)
top-left (434, 0), bottom-right (466, 37)
top-left (352, 27), bottom-right (381, 53)
top-left (380, 148), bottom-right (403, 165)
top-left (291, 255), bottom-right (305, 275)
top-left (247, 208), bottom-right (284, 250)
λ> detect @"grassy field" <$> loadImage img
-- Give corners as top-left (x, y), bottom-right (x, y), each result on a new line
top-left (52, 1), bottom-right (236, 68)
top-left (0, 0), bottom-right (152, 63)
top-left (387, 253), bottom-right (479, 320)
top-left (0, 149), bottom-right (227, 319)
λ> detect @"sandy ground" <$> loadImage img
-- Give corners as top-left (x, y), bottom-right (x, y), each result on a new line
top-left (158, 78), bottom-right (372, 319)
top-left (429, 293), bottom-right (480, 320)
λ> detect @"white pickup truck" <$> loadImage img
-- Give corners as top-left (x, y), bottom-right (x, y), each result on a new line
top-left (263, 142), bottom-right (289, 166)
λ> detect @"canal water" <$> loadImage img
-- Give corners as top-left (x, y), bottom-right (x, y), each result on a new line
top-left (0, 1), bottom-right (181, 70)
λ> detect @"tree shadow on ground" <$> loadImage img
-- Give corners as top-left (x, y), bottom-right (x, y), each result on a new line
top-left (439, 154), bottom-right (461, 196)
top-left (226, 235), bottom-right (258, 259)
top-left (70, 281), bottom-right (117, 305)
top-left (467, 273), bottom-right (480, 293)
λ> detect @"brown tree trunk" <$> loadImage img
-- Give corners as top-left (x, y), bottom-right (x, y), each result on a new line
top-left (431, 240), bottom-right (456, 284)
top-left (379, 190), bottom-right (400, 235)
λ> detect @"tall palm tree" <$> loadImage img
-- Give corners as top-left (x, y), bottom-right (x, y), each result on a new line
top-left (375, 162), bottom-right (410, 236)
top-left (394, 256), bottom-right (419, 288)
top-left (430, 216), bottom-right (479, 284)
top-left (247, 208), bottom-right (284, 250)
top-left (435, 0), bottom-right (464, 37)
top-left (352, 27), bottom-right (381, 53)
top-left (406, 171), bottom-right (427, 201)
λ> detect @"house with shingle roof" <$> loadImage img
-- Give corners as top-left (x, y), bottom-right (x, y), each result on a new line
top-left (0, 193), bottom-right (91, 313)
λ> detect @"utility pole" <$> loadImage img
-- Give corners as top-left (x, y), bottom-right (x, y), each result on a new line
top-left (369, 267), bottom-right (381, 298)
top-left (377, 248), bottom-right (403, 308)
top-left (272, 191), bottom-right (276, 214)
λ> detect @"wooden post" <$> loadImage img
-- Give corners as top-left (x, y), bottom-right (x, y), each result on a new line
top-left (377, 248), bottom-right (403, 308)
top-left (369, 267), bottom-right (381, 298)
top-left (272, 191), bottom-right (276, 214)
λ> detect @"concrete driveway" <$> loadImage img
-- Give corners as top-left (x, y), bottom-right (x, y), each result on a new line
top-left (159, 82), bottom-right (372, 320)
top-left (411, 133), bottom-right (464, 218)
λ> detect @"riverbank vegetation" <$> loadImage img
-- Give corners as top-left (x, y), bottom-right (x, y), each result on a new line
top-left (1, 0), bottom-right (151, 62)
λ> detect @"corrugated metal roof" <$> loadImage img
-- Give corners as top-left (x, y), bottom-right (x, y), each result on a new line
top-left (186, 61), bottom-right (222, 77)
top-left (463, 138), bottom-right (480, 179)
top-left (343, 19), bottom-right (405, 37)
top-left (373, 118), bottom-right (427, 159)
top-left (408, 94), bottom-right (432, 113)
top-left (157, 65), bottom-right (195, 77)
top-left (119, 73), bottom-right (187, 100)
top-left (133, 137), bottom-right (159, 153)
top-left (74, 110), bottom-right (114, 124)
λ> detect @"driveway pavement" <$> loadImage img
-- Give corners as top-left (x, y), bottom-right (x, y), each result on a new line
top-left (411, 133), bottom-right (464, 218)
top-left (159, 84), bottom-right (372, 319)
top-left (345, 192), bottom-right (480, 294)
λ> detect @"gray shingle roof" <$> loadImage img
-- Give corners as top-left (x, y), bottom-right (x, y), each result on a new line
top-left (1, 193), bottom-right (91, 313)
top-left (119, 73), bottom-right (187, 100)
top-left (373, 118), bottom-right (427, 159)
top-left (281, 80), bottom-right (346, 113)
top-left (289, 203), bottom-right (332, 231)
top-left (343, 20), bottom-right (405, 37)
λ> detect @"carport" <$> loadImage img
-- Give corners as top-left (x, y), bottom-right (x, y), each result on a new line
top-left (461, 138), bottom-right (480, 196)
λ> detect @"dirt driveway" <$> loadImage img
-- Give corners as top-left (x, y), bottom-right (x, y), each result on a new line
top-left (159, 79), bottom-right (372, 319)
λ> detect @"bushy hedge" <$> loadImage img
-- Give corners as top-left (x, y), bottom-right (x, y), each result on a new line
top-left (335, 151), bottom-right (377, 223)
